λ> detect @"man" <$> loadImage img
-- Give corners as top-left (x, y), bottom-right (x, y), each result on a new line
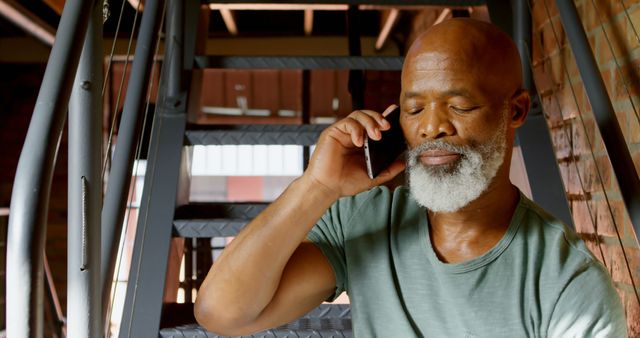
top-left (194, 18), bottom-right (627, 337)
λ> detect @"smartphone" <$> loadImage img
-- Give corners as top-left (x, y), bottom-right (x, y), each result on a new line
top-left (364, 106), bottom-right (407, 179)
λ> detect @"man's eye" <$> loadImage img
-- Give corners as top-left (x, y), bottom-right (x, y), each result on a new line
top-left (406, 108), bottom-right (423, 115)
top-left (450, 106), bottom-right (477, 113)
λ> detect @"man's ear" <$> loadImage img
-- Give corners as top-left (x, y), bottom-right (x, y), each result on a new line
top-left (509, 89), bottom-right (530, 128)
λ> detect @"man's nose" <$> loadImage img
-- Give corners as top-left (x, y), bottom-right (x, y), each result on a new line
top-left (418, 109), bottom-right (455, 140)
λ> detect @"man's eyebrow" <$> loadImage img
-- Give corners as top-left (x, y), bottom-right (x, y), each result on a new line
top-left (402, 89), bottom-right (476, 100)
top-left (402, 91), bottom-right (421, 100)
top-left (442, 89), bottom-right (475, 99)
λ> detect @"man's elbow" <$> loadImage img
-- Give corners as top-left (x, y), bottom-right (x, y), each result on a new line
top-left (194, 297), bottom-right (257, 336)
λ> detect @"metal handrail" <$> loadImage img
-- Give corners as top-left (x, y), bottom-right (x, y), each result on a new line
top-left (6, 1), bottom-right (97, 337)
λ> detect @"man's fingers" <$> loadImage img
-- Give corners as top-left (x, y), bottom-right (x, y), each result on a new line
top-left (381, 104), bottom-right (398, 118)
top-left (327, 106), bottom-right (399, 149)
top-left (334, 118), bottom-right (365, 147)
top-left (351, 110), bottom-right (390, 133)
top-left (349, 111), bottom-right (383, 141)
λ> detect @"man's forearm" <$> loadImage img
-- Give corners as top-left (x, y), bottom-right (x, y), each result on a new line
top-left (195, 174), bottom-right (339, 325)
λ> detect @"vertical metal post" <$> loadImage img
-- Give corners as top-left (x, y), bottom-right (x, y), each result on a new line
top-left (512, 0), bottom-right (542, 116)
top-left (118, 0), bottom-right (199, 335)
top-left (166, 0), bottom-right (184, 99)
top-left (6, 1), bottom-right (96, 337)
top-left (101, 0), bottom-right (163, 317)
top-left (556, 0), bottom-right (640, 238)
top-left (513, 0), bottom-right (533, 96)
top-left (67, 1), bottom-right (103, 337)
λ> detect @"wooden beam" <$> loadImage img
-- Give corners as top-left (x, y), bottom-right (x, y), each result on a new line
top-left (304, 9), bottom-right (313, 36)
top-left (433, 8), bottom-right (451, 25)
top-left (0, 0), bottom-right (56, 45)
top-left (375, 9), bottom-right (400, 51)
top-left (219, 8), bottom-right (238, 36)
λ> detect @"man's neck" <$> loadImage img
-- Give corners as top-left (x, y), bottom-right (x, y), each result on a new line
top-left (427, 179), bottom-right (520, 264)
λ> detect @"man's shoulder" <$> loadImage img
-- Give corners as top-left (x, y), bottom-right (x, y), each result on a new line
top-left (334, 185), bottom-right (410, 212)
top-left (516, 194), bottom-right (603, 274)
top-left (511, 195), bottom-right (625, 337)
top-left (326, 185), bottom-right (413, 235)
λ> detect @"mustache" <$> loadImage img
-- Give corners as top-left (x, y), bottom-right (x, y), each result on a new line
top-left (407, 140), bottom-right (469, 158)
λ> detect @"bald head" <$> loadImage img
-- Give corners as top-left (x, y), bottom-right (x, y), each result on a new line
top-left (403, 18), bottom-right (524, 100)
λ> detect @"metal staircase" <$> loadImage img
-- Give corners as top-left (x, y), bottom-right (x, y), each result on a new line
top-left (117, 1), bottom-right (404, 337)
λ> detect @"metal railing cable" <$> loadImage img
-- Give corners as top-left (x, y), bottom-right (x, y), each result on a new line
top-left (540, 0), bottom-right (618, 262)
top-left (525, 0), bottom-right (607, 266)
top-left (539, 0), bottom-right (640, 306)
top-left (101, 0), bottom-right (144, 182)
top-left (6, 1), bottom-right (97, 336)
top-left (44, 254), bottom-right (66, 337)
top-left (101, 0), bottom-right (129, 98)
top-left (588, 0), bottom-right (640, 125)
top-left (100, 0), bottom-right (166, 335)
top-left (103, 3), bottom-right (167, 335)
top-left (98, 1), bottom-right (142, 334)
top-left (556, 0), bottom-right (640, 247)
top-left (522, 42), bottom-right (607, 265)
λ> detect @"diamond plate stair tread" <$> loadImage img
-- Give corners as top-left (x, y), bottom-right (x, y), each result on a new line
top-left (173, 219), bottom-right (247, 237)
top-left (194, 55), bottom-right (403, 70)
top-left (159, 322), bottom-right (352, 338)
top-left (175, 203), bottom-right (268, 219)
top-left (173, 203), bottom-right (269, 237)
top-left (159, 305), bottom-right (352, 338)
top-left (185, 125), bottom-right (328, 146)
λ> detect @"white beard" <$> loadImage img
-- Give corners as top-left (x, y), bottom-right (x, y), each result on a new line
top-left (406, 118), bottom-right (507, 213)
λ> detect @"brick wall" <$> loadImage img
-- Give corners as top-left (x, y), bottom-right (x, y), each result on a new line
top-left (530, 0), bottom-right (640, 335)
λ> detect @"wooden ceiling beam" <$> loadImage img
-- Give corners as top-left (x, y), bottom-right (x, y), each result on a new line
top-left (0, 0), bottom-right (56, 45)
top-left (304, 9), bottom-right (313, 36)
top-left (433, 8), bottom-right (451, 25)
top-left (219, 8), bottom-right (238, 36)
top-left (375, 8), bottom-right (399, 51)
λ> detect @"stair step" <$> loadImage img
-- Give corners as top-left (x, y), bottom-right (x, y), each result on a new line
top-left (203, 0), bottom-right (483, 5)
top-left (173, 203), bottom-right (268, 237)
top-left (185, 124), bottom-right (328, 146)
top-left (159, 304), bottom-right (351, 338)
top-left (194, 55), bottom-right (403, 70)
top-left (159, 321), bottom-right (352, 338)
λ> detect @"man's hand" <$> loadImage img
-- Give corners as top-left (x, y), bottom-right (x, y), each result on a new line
top-left (305, 106), bottom-right (406, 198)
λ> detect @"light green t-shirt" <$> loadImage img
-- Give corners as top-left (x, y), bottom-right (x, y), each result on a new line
top-left (307, 186), bottom-right (627, 338)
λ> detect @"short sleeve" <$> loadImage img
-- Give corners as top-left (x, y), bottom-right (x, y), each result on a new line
top-left (547, 261), bottom-right (627, 338)
top-left (306, 189), bottom-right (379, 301)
